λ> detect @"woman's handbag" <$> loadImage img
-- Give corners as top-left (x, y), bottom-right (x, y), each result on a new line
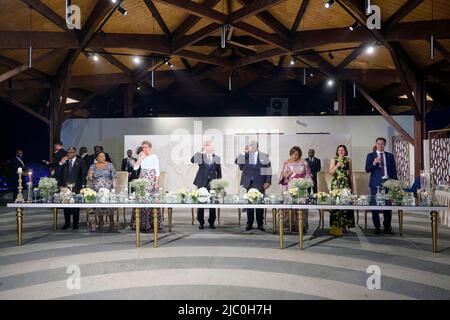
top-left (330, 221), bottom-right (343, 236)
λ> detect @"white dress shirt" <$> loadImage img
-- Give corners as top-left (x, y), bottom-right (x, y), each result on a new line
top-left (376, 151), bottom-right (388, 179)
top-left (134, 154), bottom-right (160, 176)
top-left (250, 151), bottom-right (258, 165)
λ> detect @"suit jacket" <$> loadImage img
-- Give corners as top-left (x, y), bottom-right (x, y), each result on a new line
top-left (365, 151), bottom-right (397, 189)
top-left (121, 157), bottom-right (137, 172)
top-left (235, 151), bottom-right (272, 191)
top-left (191, 152), bottom-right (222, 188)
top-left (57, 157), bottom-right (87, 194)
top-left (305, 157), bottom-right (321, 176)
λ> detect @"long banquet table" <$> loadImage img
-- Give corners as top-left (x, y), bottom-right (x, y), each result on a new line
top-left (6, 202), bottom-right (447, 253)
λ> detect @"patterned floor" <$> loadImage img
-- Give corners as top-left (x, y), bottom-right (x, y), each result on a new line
top-left (1, 206), bottom-right (450, 300)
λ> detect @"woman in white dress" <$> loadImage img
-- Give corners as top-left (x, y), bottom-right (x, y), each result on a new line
top-left (130, 140), bottom-right (161, 232)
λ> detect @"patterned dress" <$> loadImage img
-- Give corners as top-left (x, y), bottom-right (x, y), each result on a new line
top-left (89, 162), bottom-right (117, 221)
top-left (130, 154), bottom-right (161, 232)
top-left (329, 156), bottom-right (355, 229)
top-left (278, 160), bottom-right (311, 231)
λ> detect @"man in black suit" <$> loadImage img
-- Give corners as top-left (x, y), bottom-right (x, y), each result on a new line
top-left (305, 149), bottom-right (321, 194)
top-left (121, 149), bottom-right (137, 182)
top-left (57, 147), bottom-right (87, 230)
top-left (12, 149), bottom-right (26, 201)
top-left (235, 140), bottom-right (272, 231)
top-left (191, 141), bottom-right (222, 229)
top-left (43, 141), bottom-right (66, 181)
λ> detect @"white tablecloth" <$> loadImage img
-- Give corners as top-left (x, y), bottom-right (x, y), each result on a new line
top-left (436, 190), bottom-right (450, 227)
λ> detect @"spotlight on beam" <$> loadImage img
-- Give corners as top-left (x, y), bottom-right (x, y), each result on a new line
top-left (325, 0), bottom-right (334, 8)
top-left (349, 21), bottom-right (358, 31)
top-left (133, 56), bottom-right (141, 64)
top-left (165, 61), bottom-right (173, 68)
top-left (83, 51), bottom-right (90, 58)
top-left (366, 45), bottom-right (375, 55)
top-left (111, 0), bottom-right (117, 3)
top-left (328, 51), bottom-right (334, 60)
top-left (327, 79), bottom-right (334, 87)
top-left (118, 6), bottom-right (127, 16)
top-left (290, 58), bottom-right (295, 65)
top-left (92, 53), bottom-right (99, 61)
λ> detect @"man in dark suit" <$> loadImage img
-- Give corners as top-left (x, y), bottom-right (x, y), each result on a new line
top-left (57, 147), bottom-right (87, 230)
top-left (305, 149), bottom-right (321, 194)
top-left (235, 140), bottom-right (272, 231)
top-left (122, 149), bottom-right (137, 182)
top-left (43, 141), bottom-right (66, 181)
top-left (191, 141), bottom-right (222, 229)
top-left (12, 149), bottom-right (26, 201)
top-left (365, 137), bottom-right (397, 235)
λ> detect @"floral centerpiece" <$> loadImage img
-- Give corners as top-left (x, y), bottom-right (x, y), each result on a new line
top-left (190, 189), bottom-right (200, 203)
top-left (247, 188), bottom-right (263, 204)
top-left (38, 177), bottom-right (57, 202)
top-left (209, 179), bottom-right (228, 198)
top-left (178, 188), bottom-right (189, 203)
top-left (97, 188), bottom-right (111, 203)
top-left (80, 187), bottom-right (97, 202)
top-left (382, 179), bottom-right (406, 205)
top-left (291, 178), bottom-right (314, 197)
top-left (313, 192), bottom-right (329, 204)
top-left (130, 178), bottom-right (150, 200)
top-left (190, 187), bottom-right (210, 203)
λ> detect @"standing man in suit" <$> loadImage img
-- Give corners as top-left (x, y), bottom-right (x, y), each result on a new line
top-left (235, 140), bottom-right (272, 231)
top-left (12, 149), bottom-right (26, 201)
top-left (365, 137), bottom-right (397, 235)
top-left (122, 149), bottom-right (137, 181)
top-left (57, 147), bottom-right (87, 230)
top-left (191, 141), bottom-right (222, 229)
top-left (43, 141), bottom-right (66, 181)
top-left (305, 149), bottom-right (321, 194)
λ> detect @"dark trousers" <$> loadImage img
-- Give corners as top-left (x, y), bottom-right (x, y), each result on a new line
top-left (246, 182), bottom-right (264, 227)
top-left (63, 208), bottom-right (80, 227)
top-left (309, 175), bottom-right (318, 195)
top-left (370, 187), bottom-right (392, 229)
top-left (197, 208), bottom-right (216, 226)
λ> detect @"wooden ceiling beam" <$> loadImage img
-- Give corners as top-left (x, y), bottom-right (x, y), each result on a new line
top-left (230, 0), bottom-right (288, 23)
top-left (383, 0), bottom-right (424, 31)
top-left (95, 48), bottom-right (134, 78)
top-left (143, 0), bottom-right (172, 37)
top-left (434, 40), bottom-right (450, 62)
top-left (0, 92), bottom-right (50, 124)
top-left (172, 23), bottom-right (221, 53)
top-left (290, 0), bottom-right (310, 35)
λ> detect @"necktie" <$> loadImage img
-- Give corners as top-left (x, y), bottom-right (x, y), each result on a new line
top-left (208, 155), bottom-right (213, 165)
top-left (380, 153), bottom-right (385, 176)
top-left (69, 159), bottom-right (74, 173)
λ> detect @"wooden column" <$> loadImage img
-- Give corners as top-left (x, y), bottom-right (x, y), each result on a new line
top-left (124, 84), bottom-right (133, 117)
top-left (413, 80), bottom-right (426, 176)
top-left (338, 80), bottom-right (347, 115)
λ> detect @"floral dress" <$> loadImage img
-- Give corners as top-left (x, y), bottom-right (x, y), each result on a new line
top-left (130, 154), bottom-right (161, 232)
top-left (278, 160), bottom-right (311, 231)
top-left (89, 163), bottom-right (117, 222)
top-left (330, 157), bottom-right (355, 229)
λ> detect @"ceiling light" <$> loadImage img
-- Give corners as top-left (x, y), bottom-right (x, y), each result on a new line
top-left (349, 21), bottom-right (358, 31)
top-left (111, 0), bottom-right (117, 3)
top-left (325, 0), bottom-right (334, 8)
top-left (133, 56), bottom-right (141, 64)
top-left (327, 79), bottom-right (334, 87)
top-left (92, 53), bottom-right (99, 61)
top-left (290, 58), bottom-right (295, 65)
top-left (118, 6), bottom-right (127, 15)
top-left (366, 45), bottom-right (375, 54)
top-left (165, 61), bottom-right (173, 68)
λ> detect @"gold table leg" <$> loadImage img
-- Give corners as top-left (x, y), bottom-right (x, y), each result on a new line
top-left (398, 210), bottom-right (404, 236)
top-left (431, 211), bottom-right (438, 253)
top-left (278, 209), bottom-right (284, 249)
top-left (238, 208), bottom-right (241, 225)
top-left (298, 210), bottom-right (304, 250)
top-left (289, 209), bottom-right (293, 234)
top-left (52, 208), bottom-right (58, 231)
top-left (168, 208), bottom-right (172, 232)
top-left (272, 208), bottom-right (277, 234)
top-left (218, 208), bottom-right (221, 225)
top-left (191, 208), bottom-right (195, 225)
top-left (153, 208), bottom-right (159, 248)
top-left (17, 207), bottom-right (23, 246)
top-left (135, 208), bottom-right (141, 247)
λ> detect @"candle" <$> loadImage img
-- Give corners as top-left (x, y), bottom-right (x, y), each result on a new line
top-left (17, 167), bottom-right (22, 174)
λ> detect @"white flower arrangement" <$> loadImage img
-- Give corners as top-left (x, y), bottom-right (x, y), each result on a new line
top-left (291, 177), bottom-right (314, 190)
top-left (382, 179), bottom-right (405, 191)
top-left (330, 189), bottom-right (342, 198)
top-left (178, 188), bottom-right (189, 198)
top-left (289, 187), bottom-right (299, 197)
top-left (38, 177), bottom-right (57, 190)
top-left (80, 187), bottom-right (97, 201)
top-left (189, 189), bottom-right (201, 202)
top-left (190, 187), bottom-right (210, 203)
top-left (247, 188), bottom-right (263, 203)
top-left (209, 179), bottom-right (229, 190)
top-left (130, 178), bottom-right (150, 197)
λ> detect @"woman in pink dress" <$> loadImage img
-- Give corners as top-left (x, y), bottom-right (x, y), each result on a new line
top-left (278, 146), bottom-right (312, 233)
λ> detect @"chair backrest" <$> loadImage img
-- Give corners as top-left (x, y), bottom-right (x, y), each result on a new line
top-left (236, 169), bottom-right (242, 193)
top-left (317, 171), bottom-right (331, 193)
top-left (352, 171), bottom-right (371, 195)
top-left (158, 171), bottom-right (166, 192)
top-left (116, 171), bottom-right (129, 192)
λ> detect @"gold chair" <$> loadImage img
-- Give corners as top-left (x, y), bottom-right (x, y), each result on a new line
top-left (352, 171), bottom-right (371, 229)
top-left (115, 171), bottom-right (130, 224)
top-left (317, 171), bottom-right (331, 229)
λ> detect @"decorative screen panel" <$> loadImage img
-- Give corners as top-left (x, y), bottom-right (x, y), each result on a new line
top-left (429, 129), bottom-right (450, 186)
top-left (392, 135), bottom-right (410, 184)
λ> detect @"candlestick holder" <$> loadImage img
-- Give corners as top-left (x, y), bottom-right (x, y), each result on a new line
top-left (15, 171), bottom-right (25, 203)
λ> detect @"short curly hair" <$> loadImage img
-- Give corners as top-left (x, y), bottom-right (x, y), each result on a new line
top-left (289, 146), bottom-right (302, 158)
